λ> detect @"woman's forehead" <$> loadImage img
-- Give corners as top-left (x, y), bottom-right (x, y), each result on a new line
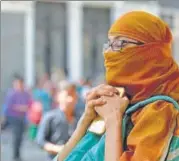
top-left (108, 35), bottom-right (137, 42)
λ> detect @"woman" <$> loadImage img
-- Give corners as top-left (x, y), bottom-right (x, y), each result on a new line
top-left (54, 11), bottom-right (179, 161)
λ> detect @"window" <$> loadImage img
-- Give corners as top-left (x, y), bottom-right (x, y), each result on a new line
top-left (35, 2), bottom-right (67, 77)
top-left (82, 7), bottom-right (110, 81)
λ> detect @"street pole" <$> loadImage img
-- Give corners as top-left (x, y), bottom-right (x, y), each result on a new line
top-left (45, 14), bottom-right (51, 76)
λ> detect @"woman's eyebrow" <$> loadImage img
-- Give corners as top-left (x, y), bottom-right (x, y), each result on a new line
top-left (108, 36), bottom-right (121, 42)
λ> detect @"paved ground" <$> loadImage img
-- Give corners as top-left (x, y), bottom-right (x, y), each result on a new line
top-left (1, 129), bottom-right (48, 161)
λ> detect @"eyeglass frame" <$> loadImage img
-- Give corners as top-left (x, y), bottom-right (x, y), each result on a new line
top-left (103, 39), bottom-right (144, 52)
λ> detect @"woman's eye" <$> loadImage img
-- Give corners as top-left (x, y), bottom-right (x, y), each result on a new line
top-left (121, 40), bottom-right (128, 46)
top-left (115, 41), bottom-right (126, 47)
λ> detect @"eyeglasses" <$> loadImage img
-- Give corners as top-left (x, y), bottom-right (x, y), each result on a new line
top-left (103, 39), bottom-right (144, 52)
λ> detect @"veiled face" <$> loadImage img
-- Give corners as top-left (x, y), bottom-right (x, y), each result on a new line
top-left (103, 35), bottom-right (142, 52)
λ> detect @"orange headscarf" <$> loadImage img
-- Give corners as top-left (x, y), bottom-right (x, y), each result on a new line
top-left (104, 11), bottom-right (179, 104)
top-left (104, 11), bottom-right (179, 161)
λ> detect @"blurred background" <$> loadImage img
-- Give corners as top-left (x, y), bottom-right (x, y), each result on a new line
top-left (1, 1), bottom-right (179, 161)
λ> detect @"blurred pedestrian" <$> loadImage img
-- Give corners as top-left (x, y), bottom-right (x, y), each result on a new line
top-left (5, 75), bottom-right (31, 161)
top-left (32, 78), bottom-right (53, 114)
top-left (27, 78), bottom-right (53, 141)
top-left (36, 81), bottom-right (78, 160)
top-left (27, 101), bottom-right (42, 141)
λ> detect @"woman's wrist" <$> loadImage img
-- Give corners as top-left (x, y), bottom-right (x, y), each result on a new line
top-left (105, 112), bottom-right (123, 130)
top-left (79, 112), bottom-right (95, 127)
top-left (84, 111), bottom-right (96, 121)
top-left (105, 112), bottom-right (123, 160)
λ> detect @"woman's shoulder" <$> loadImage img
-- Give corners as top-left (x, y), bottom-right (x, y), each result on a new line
top-left (131, 100), bottom-right (178, 125)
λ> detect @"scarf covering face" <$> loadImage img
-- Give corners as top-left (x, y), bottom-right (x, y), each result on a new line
top-left (104, 11), bottom-right (179, 104)
top-left (104, 11), bottom-right (179, 161)
top-left (56, 11), bottom-right (179, 161)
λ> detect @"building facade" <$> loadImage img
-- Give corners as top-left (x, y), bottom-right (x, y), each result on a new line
top-left (1, 1), bottom-right (179, 101)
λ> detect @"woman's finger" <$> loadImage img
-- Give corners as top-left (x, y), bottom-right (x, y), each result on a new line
top-left (87, 97), bottom-right (107, 108)
top-left (85, 84), bottom-right (126, 102)
top-left (86, 84), bottom-right (119, 100)
top-left (103, 85), bottom-right (119, 93)
top-left (86, 89), bottom-right (114, 101)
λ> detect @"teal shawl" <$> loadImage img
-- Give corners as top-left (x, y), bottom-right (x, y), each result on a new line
top-left (54, 95), bottom-right (179, 161)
